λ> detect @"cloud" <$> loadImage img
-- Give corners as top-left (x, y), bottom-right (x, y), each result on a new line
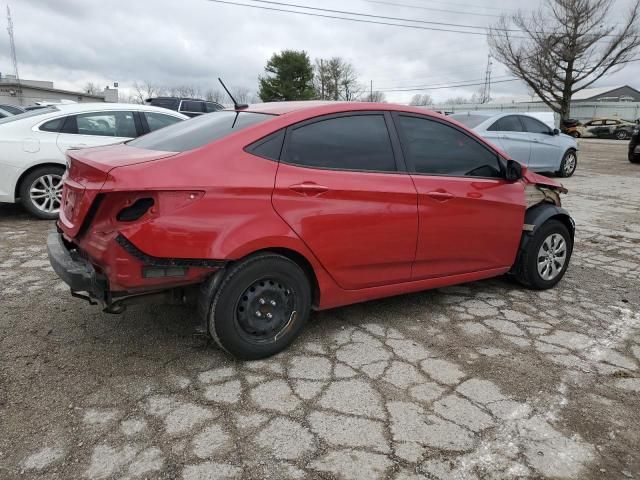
top-left (3, 0), bottom-right (639, 104)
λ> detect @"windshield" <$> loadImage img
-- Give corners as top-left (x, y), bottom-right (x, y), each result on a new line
top-left (128, 111), bottom-right (275, 152)
top-left (0, 107), bottom-right (58, 125)
top-left (449, 113), bottom-right (490, 129)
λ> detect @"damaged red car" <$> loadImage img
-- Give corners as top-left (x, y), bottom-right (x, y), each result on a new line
top-left (48, 102), bottom-right (575, 359)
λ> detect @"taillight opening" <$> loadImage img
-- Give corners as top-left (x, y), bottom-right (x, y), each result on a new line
top-left (116, 198), bottom-right (154, 222)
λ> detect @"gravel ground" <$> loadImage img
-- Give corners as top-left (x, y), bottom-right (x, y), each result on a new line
top-left (0, 139), bottom-right (638, 480)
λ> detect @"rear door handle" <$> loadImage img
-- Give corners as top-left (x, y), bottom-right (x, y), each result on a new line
top-left (289, 182), bottom-right (329, 196)
top-left (425, 191), bottom-right (455, 201)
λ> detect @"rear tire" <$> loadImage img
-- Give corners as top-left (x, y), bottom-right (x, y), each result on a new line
top-left (207, 253), bottom-right (311, 360)
top-left (18, 165), bottom-right (65, 220)
top-left (514, 219), bottom-right (573, 290)
top-left (615, 130), bottom-right (628, 140)
top-left (556, 149), bottom-right (577, 178)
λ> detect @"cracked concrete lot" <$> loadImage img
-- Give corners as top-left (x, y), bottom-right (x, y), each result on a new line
top-left (1, 139), bottom-right (639, 480)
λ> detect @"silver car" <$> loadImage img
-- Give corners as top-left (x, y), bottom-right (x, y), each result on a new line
top-left (450, 112), bottom-right (579, 177)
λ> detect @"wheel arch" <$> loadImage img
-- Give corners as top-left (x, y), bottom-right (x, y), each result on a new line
top-left (14, 162), bottom-right (65, 200)
top-left (525, 203), bottom-right (575, 240)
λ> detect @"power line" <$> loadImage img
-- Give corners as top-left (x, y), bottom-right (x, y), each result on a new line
top-left (363, 0), bottom-right (520, 13)
top-left (236, 0), bottom-right (519, 32)
top-left (361, 0), bottom-right (505, 18)
top-left (205, 0), bottom-right (521, 37)
top-left (378, 78), bottom-right (520, 93)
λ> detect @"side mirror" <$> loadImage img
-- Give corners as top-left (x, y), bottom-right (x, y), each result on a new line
top-left (505, 160), bottom-right (523, 181)
top-left (552, 128), bottom-right (560, 135)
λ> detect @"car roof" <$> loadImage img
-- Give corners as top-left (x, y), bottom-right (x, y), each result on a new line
top-left (225, 101), bottom-right (451, 118)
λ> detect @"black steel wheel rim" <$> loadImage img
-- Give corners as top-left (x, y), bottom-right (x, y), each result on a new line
top-left (234, 277), bottom-right (297, 343)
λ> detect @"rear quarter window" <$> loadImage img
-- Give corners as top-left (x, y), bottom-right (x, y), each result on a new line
top-left (128, 111), bottom-right (274, 152)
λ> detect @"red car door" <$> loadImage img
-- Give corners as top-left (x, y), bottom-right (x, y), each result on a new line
top-left (392, 113), bottom-right (525, 280)
top-left (272, 113), bottom-right (418, 290)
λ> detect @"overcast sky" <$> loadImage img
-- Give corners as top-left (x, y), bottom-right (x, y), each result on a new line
top-left (2, 0), bottom-right (639, 104)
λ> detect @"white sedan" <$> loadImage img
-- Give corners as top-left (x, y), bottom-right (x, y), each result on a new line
top-left (0, 103), bottom-right (188, 219)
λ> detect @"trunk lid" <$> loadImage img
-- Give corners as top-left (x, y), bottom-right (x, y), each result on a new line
top-left (58, 145), bottom-right (177, 238)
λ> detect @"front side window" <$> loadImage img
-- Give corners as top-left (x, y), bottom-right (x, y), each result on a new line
top-left (396, 115), bottom-right (502, 178)
top-left (284, 115), bottom-right (396, 172)
top-left (144, 112), bottom-right (183, 132)
top-left (74, 111), bottom-right (137, 137)
top-left (206, 102), bottom-right (223, 113)
top-left (488, 116), bottom-right (523, 132)
top-left (128, 111), bottom-right (273, 152)
top-left (520, 116), bottom-right (550, 134)
top-left (181, 101), bottom-right (204, 113)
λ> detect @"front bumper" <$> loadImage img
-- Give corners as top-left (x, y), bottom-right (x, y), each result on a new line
top-left (47, 230), bottom-right (108, 304)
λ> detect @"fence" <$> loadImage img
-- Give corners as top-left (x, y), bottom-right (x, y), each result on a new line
top-left (428, 101), bottom-right (640, 125)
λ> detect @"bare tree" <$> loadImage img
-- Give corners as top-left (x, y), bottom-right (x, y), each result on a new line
top-left (204, 88), bottom-right (226, 104)
top-left (232, 87), bottom-right (252, 104)
top-left (83, 82), bottom-right (98, 95)
top-left (314, 57), bottom-right (363, 101)
top-left (488, 0), bottom-right (640, 122)
top-left (132, 81), bottom-right (164, 104)
top-left (363, 91), bottom-right (386, 102)
top-left (409, 94), bottom-right (434, 106)
top-left (169, 85), bottom-right (202, 98)
top-left (444, 96), bottom-right (471, 105)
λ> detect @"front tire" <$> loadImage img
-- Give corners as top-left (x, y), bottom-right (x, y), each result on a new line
top-left (208, 253), bottom-right (311, 360)
top-left (556, 149), bottom-right (577, 178)
top-left (18, 165), bottom-right (65, 219)
top-left (514, 219), bottom-right (573, 290)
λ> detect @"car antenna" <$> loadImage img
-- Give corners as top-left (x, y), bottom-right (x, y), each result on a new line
top-left (218, 78), bottom-right (248, 110)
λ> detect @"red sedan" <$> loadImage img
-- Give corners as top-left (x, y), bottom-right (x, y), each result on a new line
top-left (48, 102), bottom-right (574, 359)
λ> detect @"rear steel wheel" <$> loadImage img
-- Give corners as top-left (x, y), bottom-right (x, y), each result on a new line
top-left (207, 253), bottom-right (311, 359)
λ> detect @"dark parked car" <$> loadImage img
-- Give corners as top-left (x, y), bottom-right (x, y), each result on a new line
top-left (629, 123), bottom-right (640, 163)
top-left (146, 97), bottom-right (223, 117)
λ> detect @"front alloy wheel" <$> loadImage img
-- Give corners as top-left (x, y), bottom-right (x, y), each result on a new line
top-left (615, 130), bottom-right (628, 140)
top-left (537, 233), bottom-right (567, 281)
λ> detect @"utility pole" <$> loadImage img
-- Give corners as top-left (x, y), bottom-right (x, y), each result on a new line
top-left (481, 54), bottom-right (492, 104)
top-left (7, 5), bottom-right (22, 105)
top-left (319, 59), bottom-right (324, 100)
top-left (370, 80), bottom-right (373, 102)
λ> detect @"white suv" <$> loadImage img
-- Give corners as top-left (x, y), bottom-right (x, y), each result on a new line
top-left (0, 103), bottom-right (187, 219)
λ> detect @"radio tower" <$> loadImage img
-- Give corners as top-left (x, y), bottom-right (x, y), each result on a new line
top-left (481, 55), bottom-right (492, 104)
top-left (7, 5), bottom-right (22, 104)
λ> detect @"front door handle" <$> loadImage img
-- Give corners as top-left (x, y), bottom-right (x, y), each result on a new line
top-left (289, 182), bottom-right (329, 196)
top-left (425, 190), bottom-right (454, 201)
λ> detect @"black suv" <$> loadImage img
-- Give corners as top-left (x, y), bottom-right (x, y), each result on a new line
top-left (146, 97), bottom-right (223, 117)
top-left (629, 121), bottom-right (640, 164)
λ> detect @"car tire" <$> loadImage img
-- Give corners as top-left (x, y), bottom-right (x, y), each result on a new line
top-left (207, 253), bottom-right (311, 360)
top-left (571, 131), bottom-right (580, 138)
top-left (18, 165), bottom-right (65, 220)
top-left (514, 219), bottom-right (573, 290)
top-left (556, 149), bottom-right (577, 178)
top-left (615, 130), bottom-right (628, 140)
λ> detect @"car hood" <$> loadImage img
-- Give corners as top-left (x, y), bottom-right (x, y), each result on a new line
top-left (523, 169), bottom-right (567, 193)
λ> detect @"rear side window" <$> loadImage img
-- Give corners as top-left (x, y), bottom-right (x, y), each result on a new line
top-left (449, 114), bottom-right (489, 129)
top-left (144, 112), bottom-right (183, 132)
top-left (520, 116), bottom-right (550, 134)
top-left (128, 111), bottom-right (274, 152)
top-left (284, 115), bottom-right (396, 172)
top-left (40, 117), bottom-right (65, 132)
top-left (396, 115), bottom-right (501, 178)
top-left (181, 101), bottom-right (204, 113)
top-left (488, 116), bottom-right (523, 132)
top-left (246, 130), bottom-right (285, 160)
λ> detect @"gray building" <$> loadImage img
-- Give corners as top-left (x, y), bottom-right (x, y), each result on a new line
top-left (0, 75), bottom-right (118, 107)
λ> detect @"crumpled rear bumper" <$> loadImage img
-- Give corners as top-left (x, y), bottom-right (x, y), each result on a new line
top-left (47, 229), bottom-right (108, 304)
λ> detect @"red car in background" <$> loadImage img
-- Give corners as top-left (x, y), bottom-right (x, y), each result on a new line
top-left (48, 102), bottom-right (574, 359)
